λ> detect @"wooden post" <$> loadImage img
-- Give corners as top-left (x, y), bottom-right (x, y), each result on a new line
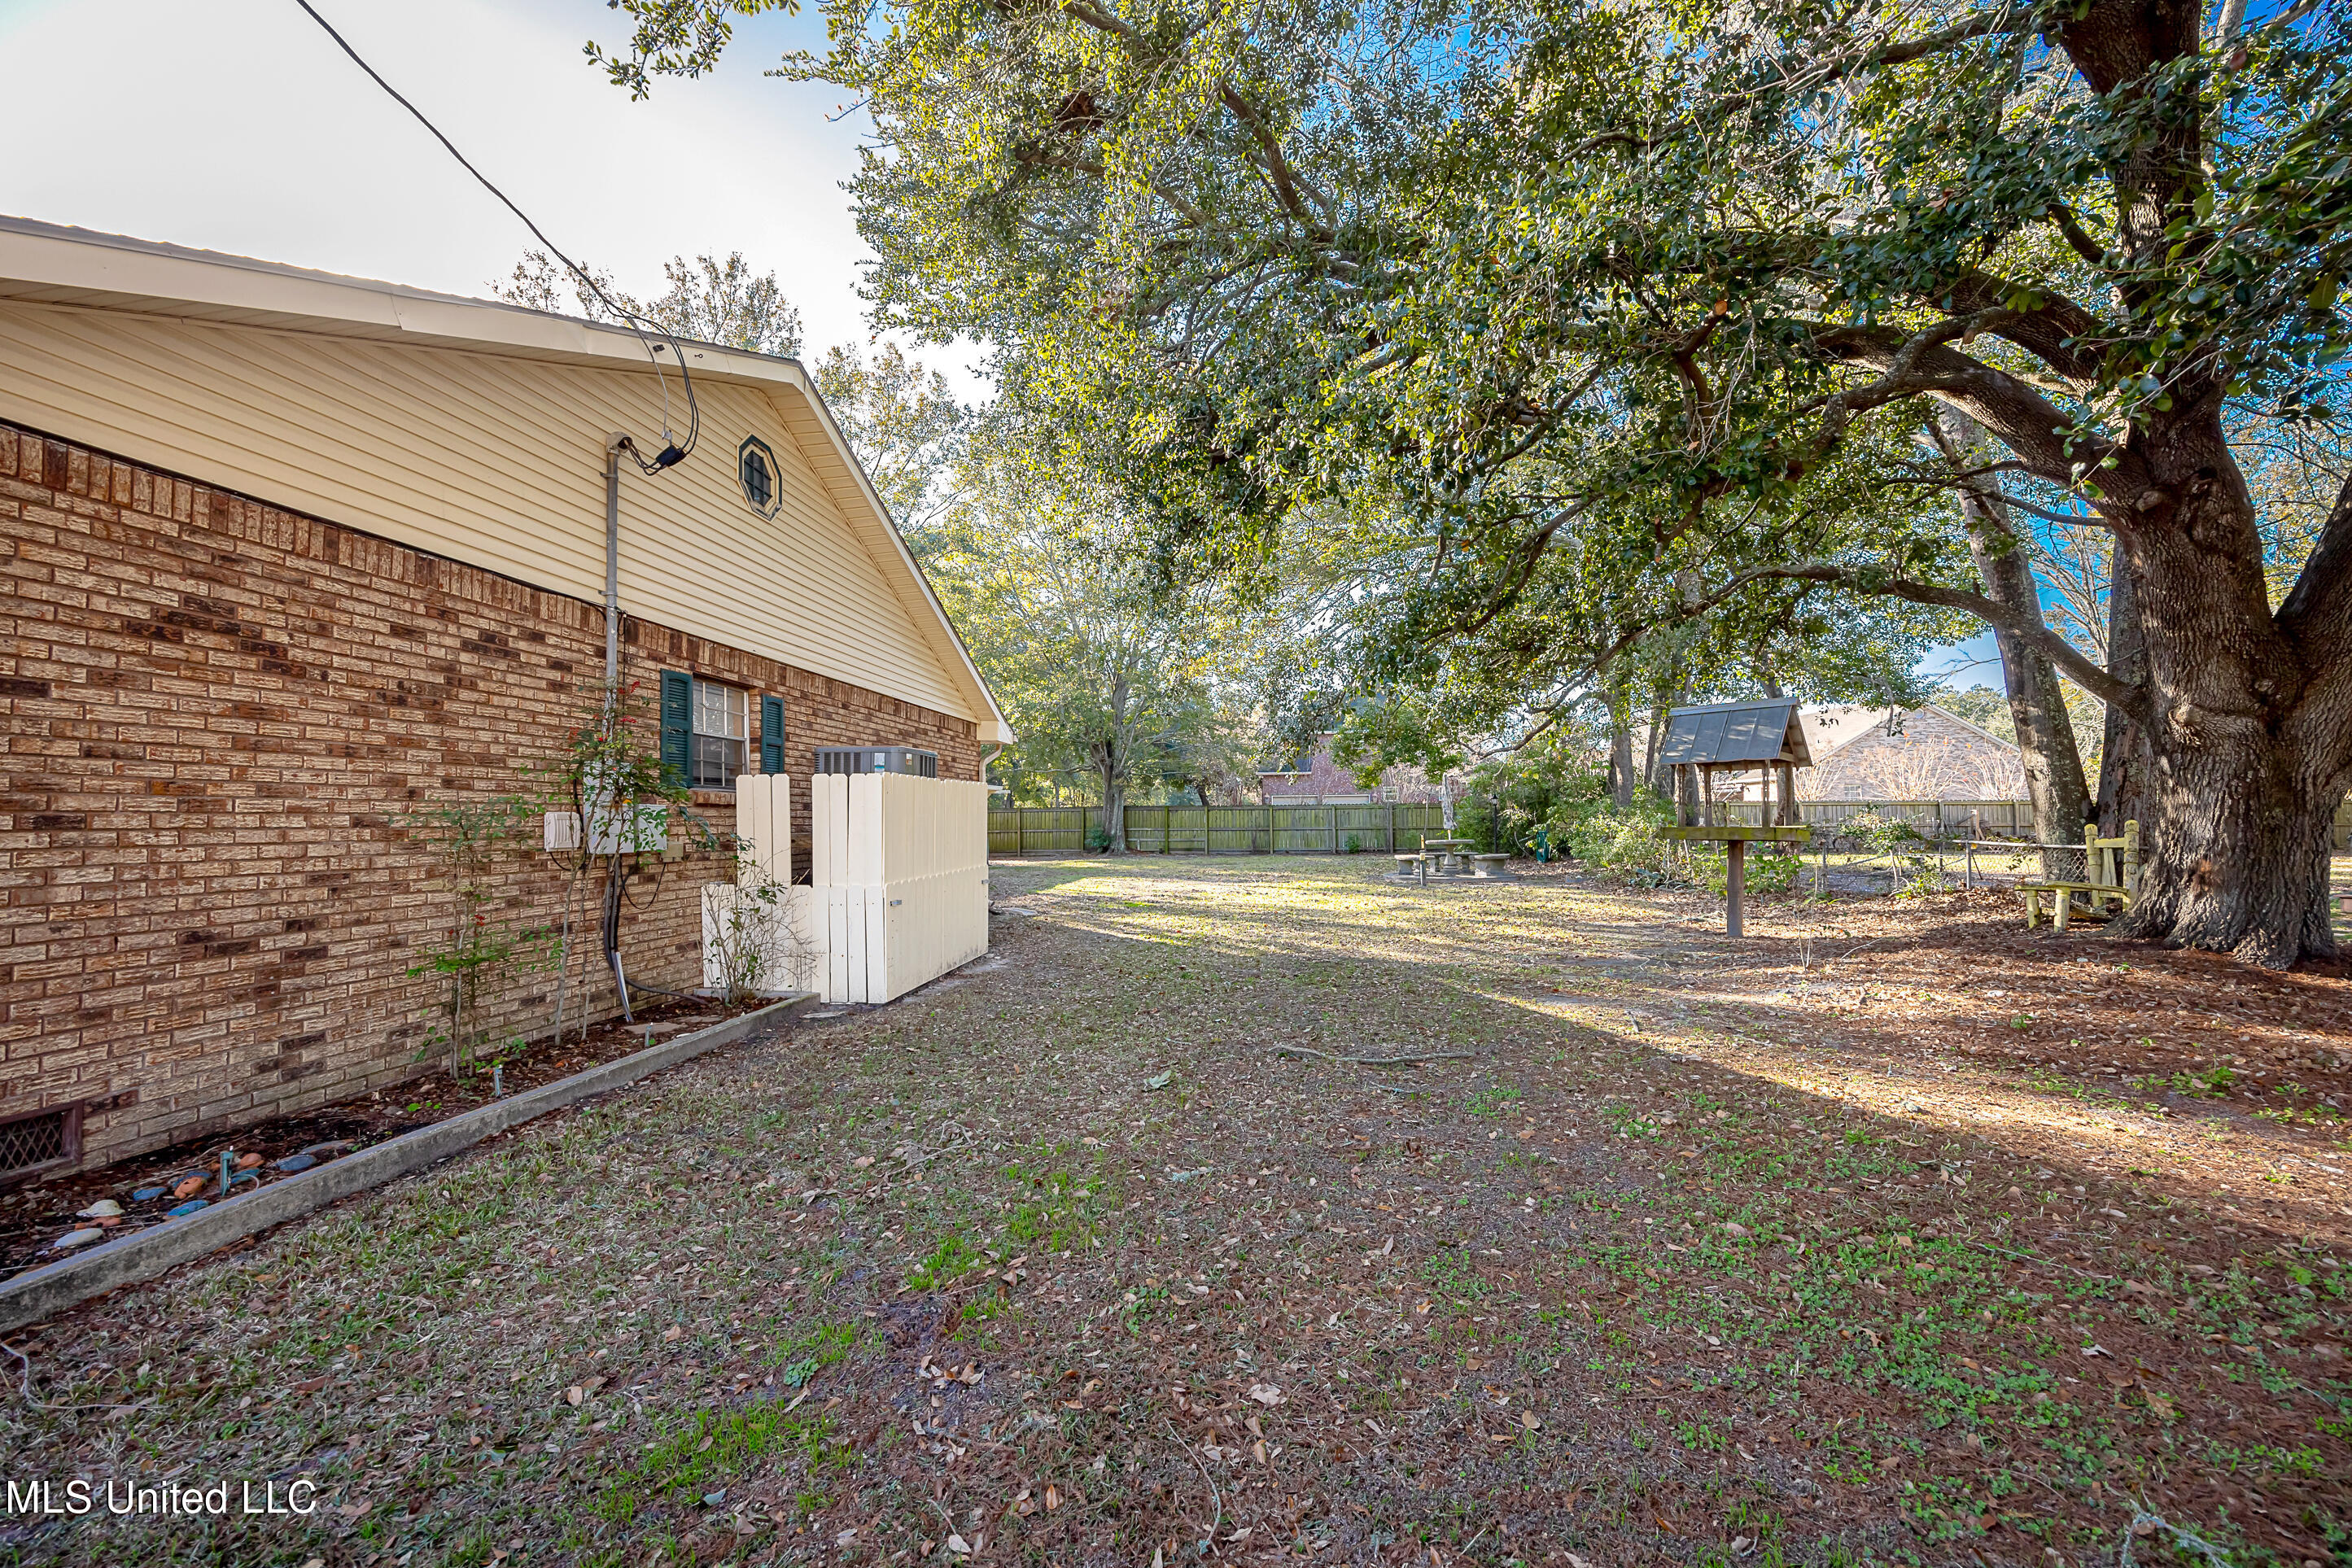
top-left (1333, 805), bottom-right (1340, 854)
top-left (1727, 836), bottom-right (1746, 937)
top-left (1016, 806), bottom-right (1025, 858)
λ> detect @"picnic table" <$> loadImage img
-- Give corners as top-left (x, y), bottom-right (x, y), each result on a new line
top-left (1389, 840), bottom-right (1511, 884)
top-left (1421, 837), bottom-right (1475, 872)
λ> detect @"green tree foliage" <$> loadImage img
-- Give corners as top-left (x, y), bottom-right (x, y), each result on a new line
top-left (593, 0), bottom-right (2352, 963)
top-left (925, 437), bottom-right (1251, 841)
top-left (811, 342), bottom-right (969, 533)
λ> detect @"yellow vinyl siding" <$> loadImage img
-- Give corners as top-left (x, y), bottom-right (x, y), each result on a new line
top-left (0, 300), bottom-right (972, 718)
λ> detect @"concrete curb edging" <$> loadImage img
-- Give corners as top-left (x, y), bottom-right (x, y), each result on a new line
top-left (0, 994), bottom-right (812, 1334)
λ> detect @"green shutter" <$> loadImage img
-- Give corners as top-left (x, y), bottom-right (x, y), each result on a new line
top-left (760, 695), bottom-right (786, 775)
top-left (659, 670), bottom-right (692, 788)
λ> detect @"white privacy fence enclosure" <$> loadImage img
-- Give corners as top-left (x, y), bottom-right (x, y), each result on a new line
top-left (702, 772), bottom-right (990, 1005)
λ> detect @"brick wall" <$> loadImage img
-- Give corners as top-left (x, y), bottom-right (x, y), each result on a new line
top-left (0, 420), bottom-right (977, 1176)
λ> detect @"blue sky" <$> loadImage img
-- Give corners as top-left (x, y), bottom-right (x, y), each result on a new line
top-left (1920, 627), bottom-right (2005, 693)
top-left (0, 0), bottom-right (975, 384)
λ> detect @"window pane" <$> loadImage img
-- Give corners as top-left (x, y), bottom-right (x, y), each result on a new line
top-left (692, 680), bottom-right (749, 740)
top-left (691, 734), bottom-right (747, 790)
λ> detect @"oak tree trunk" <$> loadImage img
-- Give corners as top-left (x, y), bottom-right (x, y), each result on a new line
top-left (2100, 412), bottom-right (2352, 968)
top-left (1640, 698), bottom-right (1669, 794)
top-left (1098, 775), bottom-right (1128, 853)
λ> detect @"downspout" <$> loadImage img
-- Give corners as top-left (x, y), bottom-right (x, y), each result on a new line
top-left (604, 434), bottom-right (627, 692)
top-left (601, 434), bottom-right (632, 1021)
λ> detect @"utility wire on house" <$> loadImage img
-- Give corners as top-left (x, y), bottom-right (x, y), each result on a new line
top-left (287, 0), bottom-right (699, 474)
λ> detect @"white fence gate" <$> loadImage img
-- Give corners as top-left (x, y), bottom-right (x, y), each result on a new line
top-left (702, 772), bottom-right (990, 1006)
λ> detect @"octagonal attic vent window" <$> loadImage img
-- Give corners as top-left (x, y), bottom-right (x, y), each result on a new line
top-left (739, 436), bottom-right (780, 519)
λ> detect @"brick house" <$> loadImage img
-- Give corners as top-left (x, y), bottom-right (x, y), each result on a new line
top-left (1798, 705), bottom-right (2026, 800)
top-left (1257, 735), bottom-right (1459, 806)
top-left (0, 219), bottom-right (1008, 1181)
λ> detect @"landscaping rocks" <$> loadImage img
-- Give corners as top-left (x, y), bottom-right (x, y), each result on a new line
top-left (77, 1200), bottom-right (123, 1219)
top-left (164, 1200), bottom-right (208, 1218)
top-left (273, 1153), bottom-right (318, 1174)
top-left (50, 1229), bottom-right (103, 1251)
top-left (299, 1141), bottom-right (354, 1157)
top-left (132, 1187), bottom-right (166, 1203)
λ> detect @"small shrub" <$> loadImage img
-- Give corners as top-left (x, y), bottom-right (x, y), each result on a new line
top-left (1695, 846), bottom-right (1803, 898)
top-left (1560, 796), bottom-right (1678, 884)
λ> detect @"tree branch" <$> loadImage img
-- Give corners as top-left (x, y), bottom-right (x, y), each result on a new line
top-left (1936, 270), bottom-right (2108, 386)
top-left (1809, 325), bottom-right (2136, 497)
top-left (1754, 562), bottom-right (2149, 720)
top-left (1217, 85), bottom-right (1334, 237)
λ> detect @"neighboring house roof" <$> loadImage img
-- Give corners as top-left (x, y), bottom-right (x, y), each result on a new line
top-left (1257, 735), bottom-right (1454, 802)
top-left (1656, 699), bottom-right (1813, 768)
top-left (0, 216), bottom-right (1010, 743)
top-left (1797, 704), bottom-right (1882, 757)
top-left (1801, 704), bottom-right (2025, 800)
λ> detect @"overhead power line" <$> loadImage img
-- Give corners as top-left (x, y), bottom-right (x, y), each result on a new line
top-left (288, 0), bottom-right (697, 472)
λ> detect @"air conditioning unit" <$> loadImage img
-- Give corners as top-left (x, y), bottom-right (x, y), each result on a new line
top-left (813, 746), bottom-right (938, 778)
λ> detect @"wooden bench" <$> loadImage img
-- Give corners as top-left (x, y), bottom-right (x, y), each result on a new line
top-left (2020, 820), bottom-right (2139, 931)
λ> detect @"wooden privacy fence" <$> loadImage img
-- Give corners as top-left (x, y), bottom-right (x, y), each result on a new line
top-left (990, 803), bottom-right (1455, 857)
top-left (986, 798), bottom-right (2038, 856)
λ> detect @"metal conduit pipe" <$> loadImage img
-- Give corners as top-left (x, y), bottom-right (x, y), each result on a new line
top-left (601, 433), bottom-right (632, 1020)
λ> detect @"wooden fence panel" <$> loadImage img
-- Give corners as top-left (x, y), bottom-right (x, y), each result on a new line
top-left (986, 802), bottom-right (1455, 855)
top-left (1206, 806), bottom-right (1264, 854)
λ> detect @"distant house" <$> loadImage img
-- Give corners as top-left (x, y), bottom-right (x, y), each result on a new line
top-left (1257, 736), bottom-right (1457, 806)
top-left (1799, 705), bottom-right (2026, 800)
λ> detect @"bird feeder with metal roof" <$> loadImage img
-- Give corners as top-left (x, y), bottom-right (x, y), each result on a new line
top-left (1655, 699), bottom-right (1814, 936)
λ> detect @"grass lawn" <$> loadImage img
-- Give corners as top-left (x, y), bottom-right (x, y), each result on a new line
top-left (5, 856), bottom-right (2350, 1568)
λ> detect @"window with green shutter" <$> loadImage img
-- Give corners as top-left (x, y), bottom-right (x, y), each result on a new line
top-left (658, 670), bottom-right (692, 788)
top-left (761, 695), bottom-right (786, 774)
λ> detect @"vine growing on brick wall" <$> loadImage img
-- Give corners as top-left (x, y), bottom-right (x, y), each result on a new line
top-left (537, 680), bottom-right (715, 1042)
top-left (395, 794), bottom-right (551, 1076)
